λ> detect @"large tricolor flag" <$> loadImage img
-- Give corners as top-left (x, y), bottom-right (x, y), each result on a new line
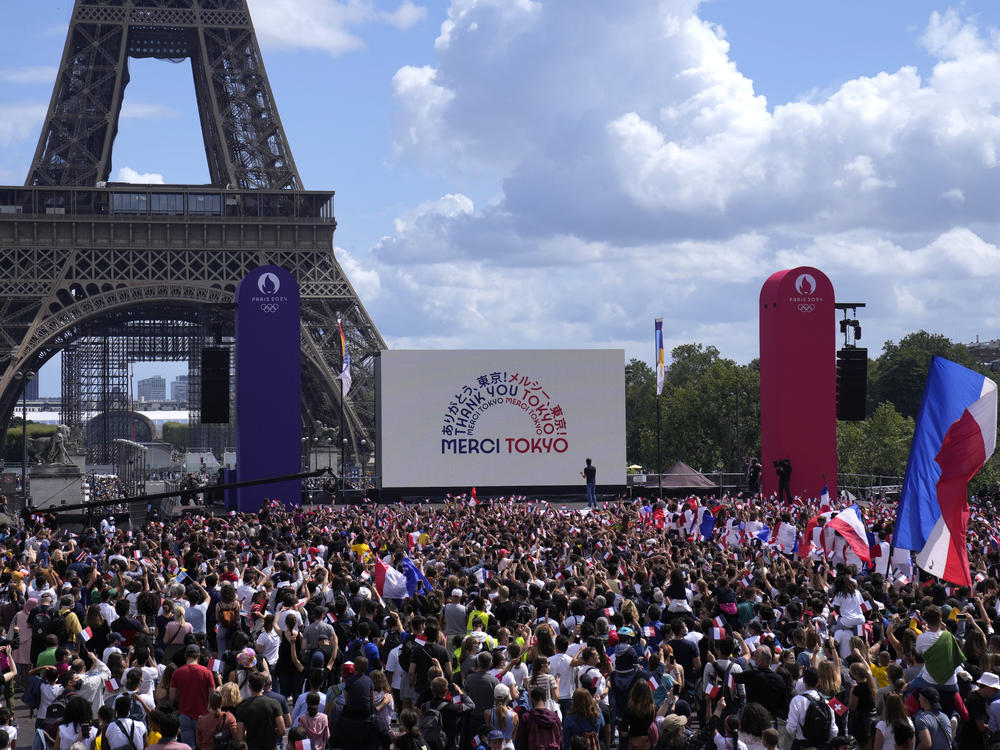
top-left (336, 317), bottom-right (352, 397)
top-left (896, 357), bottom-right (998, 586)
top-left (655, 319), bottom-right (665, 396)
top-left (374, 557), bottom-right (409, 599)
top-left (826, 505), bottom-right (871, 564)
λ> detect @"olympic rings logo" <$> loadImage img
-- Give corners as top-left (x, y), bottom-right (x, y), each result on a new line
top-left (797, 304), bottom-right (815, 313)
top-left (260, 303), bottom-right (280, 313)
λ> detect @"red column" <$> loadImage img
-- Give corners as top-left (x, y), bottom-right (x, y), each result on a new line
top-left (759, 267), bottom-right (837, 501)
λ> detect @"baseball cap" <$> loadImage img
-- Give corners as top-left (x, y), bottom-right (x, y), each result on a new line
top-left (184, 643), bottom-right (201, 656)
top-left (451, 588), bottom-right (463, 598)
top-left (494, 683), bottom-right (509, 699)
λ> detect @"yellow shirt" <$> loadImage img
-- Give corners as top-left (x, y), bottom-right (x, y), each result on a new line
top-left (871, 664), bottom-right (889, 689)
top-left (350, 543), bottom-right (372, 562)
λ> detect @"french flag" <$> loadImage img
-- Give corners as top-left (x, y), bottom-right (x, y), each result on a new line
top-left (819, 485), bottom-right (832, 511)
top-left (826, 506), bottom-right (871, 564)
top-left (896, 357), bottom-right (998, 586)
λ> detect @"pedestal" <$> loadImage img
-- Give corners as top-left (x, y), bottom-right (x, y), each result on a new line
top-left (30, 464), bottom-right (84, 509)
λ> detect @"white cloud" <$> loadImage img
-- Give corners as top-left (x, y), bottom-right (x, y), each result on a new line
top-left (0, 67), bottom-right (57, 84)
top-left (115, 167), bottom-right (165, 184)
top-left (336, 246), bottom-right (382, 301)
top-left (363, 2), bottom-right (1000, 362)
top-left (247, 0), bottom-right (427, 57)
top-left (0, 102), bottom-right (46, 146)
top-left (379, 0), bottom-right (427, 29)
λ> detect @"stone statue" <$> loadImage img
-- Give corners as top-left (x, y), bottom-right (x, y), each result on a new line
top-left (311, 420), bottom-right (336, 442)
top-left (27, 424), bottom-right (74, 466)
top-left (66, 423), bottom-right (84, 454)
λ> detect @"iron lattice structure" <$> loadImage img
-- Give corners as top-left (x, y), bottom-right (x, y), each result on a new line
top-left (0, 0), bottom-right (385, 462)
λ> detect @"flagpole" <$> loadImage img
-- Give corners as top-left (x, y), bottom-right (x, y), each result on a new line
top-left (338, 314), bottom-right (346, 505)
top-left (656, 394), bottom-right (662, 499)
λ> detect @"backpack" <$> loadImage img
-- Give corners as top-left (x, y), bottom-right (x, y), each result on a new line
top-left (22, 673), bottom-right (42, 710)
top-left (45, 690), bottom-right (72, 724)
top-left (346, 638), bottom-right (367, 663)
top-left (213, 713), bottom-right (234, 750)
top-left (218, 606), bottom-right (238, 628)
top-left (398, 637), bottom-right (419, 672)
top-left (46, 612), bottom-right (68, 645)
top-left (418, 702), bottom-right (447, 750)
top-left (801, 693), bottom-right (833, 747)
top-left (30, 608), bottom-right (52, 644)
top-left (526, 711), bottom-right (561, 750)
top-left (127, 694), bottom-right (147, 723)
top-left (580, 730), bottom-right (601, 750)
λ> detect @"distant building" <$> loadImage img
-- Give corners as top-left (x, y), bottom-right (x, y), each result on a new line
top-left (137, 375), bottom-right (166, 402)
top-left (23, 377), bottom-right (38, 400)
top-left (171, 375), bottom-right (191, 404)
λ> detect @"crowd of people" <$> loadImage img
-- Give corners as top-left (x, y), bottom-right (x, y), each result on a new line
top-left (0, 489), bottom-right (997, 750)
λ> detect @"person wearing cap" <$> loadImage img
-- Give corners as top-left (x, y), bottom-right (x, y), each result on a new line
top-left (959, 671), bottom-right (999, 748)
top-left (914, 686), bottom-right (952, 750)
top-left (485, 683), bottom-right (517, 750)
top-left (169, 643), bottom-right (216, 747)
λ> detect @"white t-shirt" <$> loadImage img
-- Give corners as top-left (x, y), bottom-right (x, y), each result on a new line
top-left (140, 664), bottom-right (163, 698)
top-left (916, 630), bottom-right (958, 686)
top-left (876, 718), bottom-right (912, 750)
top-left (58, 723), bottom-right (97, 750)
top-left (385, 644), bottom-right (403, 689)
top-left (548, 653), bottom-right (574, 699)
top-left (831, 590), bottom-right (865, 627)
top-left (714, 734), bottom-right (748, 750)
top-left (256, 628), bottom-right (281, 666)
top-left (104, 718), bottom-right (146, 750)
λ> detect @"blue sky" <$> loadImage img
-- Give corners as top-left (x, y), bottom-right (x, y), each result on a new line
top-left (4, 1), bottom-right (1000, 396)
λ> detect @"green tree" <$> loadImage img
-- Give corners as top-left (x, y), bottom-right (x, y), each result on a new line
top-left (622, 344), bottom-right (761, 474)
top-left (162, 421), bottom-right (190, 449)
top-left (869, 331), bottom-right (984, 419)
top-left (837, 402), bottom-right (914, 477)
top-left (624, 359), bottom-right (657, 471)
top-left (3, 422), bottom-right (57, 463)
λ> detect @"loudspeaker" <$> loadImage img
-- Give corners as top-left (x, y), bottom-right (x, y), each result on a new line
top-left (200, 347), bottom-right (231, 424)
top-left (837, 347), bottom-right (868, 421)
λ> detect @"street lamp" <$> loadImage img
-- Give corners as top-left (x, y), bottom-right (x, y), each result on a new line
top-left (13, 370), bottom-right (35, 507)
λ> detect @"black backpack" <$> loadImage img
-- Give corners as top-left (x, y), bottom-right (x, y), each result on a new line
top-left (418, 701), bottom-right (447, 750)
top-left (46, 612), bottom-right (68, 645)
top-left (346, 638), bottom-right (367, 662)
top-left (801, 693), bottom-right (833, 746)
top-left (45, 690), bottom-right (73, 724)
top-left (398, 637), bottom-right (419, 672)
top-left (213, 712), bottom-right (233, 750)
top-left (30, 609), bottom-right (52, 644)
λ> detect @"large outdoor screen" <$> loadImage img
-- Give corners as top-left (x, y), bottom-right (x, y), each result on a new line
top-left (376, 349), bottom-right (626, 490)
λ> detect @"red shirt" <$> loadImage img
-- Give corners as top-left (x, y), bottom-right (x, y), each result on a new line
top-left (171, 662), bottom-right (215, 718)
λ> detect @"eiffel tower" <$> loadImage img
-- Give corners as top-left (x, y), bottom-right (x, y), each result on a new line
top-left (0, 0), bottom-right (384, 464)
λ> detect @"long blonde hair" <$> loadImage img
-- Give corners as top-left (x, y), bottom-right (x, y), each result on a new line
top-left (817, 660), bottom-right (841, 695)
